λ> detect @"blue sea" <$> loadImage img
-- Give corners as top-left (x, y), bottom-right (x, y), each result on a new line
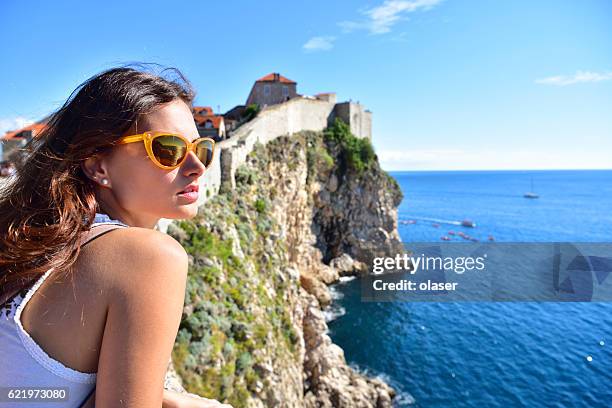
top-left (327, 170), bottom-right (612, 407)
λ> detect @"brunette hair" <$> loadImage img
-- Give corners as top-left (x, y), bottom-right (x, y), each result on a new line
top-left (0, 63), bottom-right (195, 306)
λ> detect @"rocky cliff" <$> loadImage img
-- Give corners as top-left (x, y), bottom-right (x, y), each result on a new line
top-left (165, 120), bottom-right (404, 407)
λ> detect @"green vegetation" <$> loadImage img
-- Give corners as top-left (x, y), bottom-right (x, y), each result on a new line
top-left (254, 198), bottom-right (266, 214)
top-left (243, 103), bottom-right (260, 122)
top-left (323, 118), bottom-right (376, 174)
top-left (306, 141), bottom-right (334, 178)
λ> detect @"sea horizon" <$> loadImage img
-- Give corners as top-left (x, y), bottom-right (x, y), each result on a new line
top-left (385, 168), bottom-right (612, 173)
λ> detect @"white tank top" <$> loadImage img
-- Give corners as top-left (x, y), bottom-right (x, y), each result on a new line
top-left (0, 213), bottom-right (129, 407)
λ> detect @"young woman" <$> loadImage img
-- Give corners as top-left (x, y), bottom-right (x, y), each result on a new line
top-left (0, 66), bottom-right (232, 408)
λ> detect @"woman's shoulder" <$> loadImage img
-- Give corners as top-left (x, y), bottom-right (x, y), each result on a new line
top-left (80, 226), bottom-right (188, 294)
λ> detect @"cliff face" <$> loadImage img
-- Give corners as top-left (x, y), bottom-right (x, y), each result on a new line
top-left (166, 125), bottom-right (403, 407)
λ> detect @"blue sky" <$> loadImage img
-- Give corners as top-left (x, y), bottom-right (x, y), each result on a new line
top-left (1, 0), bottom-right (611, 170)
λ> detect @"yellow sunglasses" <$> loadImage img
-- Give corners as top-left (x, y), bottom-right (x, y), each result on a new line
top-left (116, 131), bottom-right (215, 170)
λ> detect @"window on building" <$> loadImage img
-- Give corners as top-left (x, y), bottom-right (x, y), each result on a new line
top-left (264, 84), bottom-right (271, 96)
top-left (205, 120), bottom-right (213, 129)
top-left (282, 85), bottom-right (289, 97)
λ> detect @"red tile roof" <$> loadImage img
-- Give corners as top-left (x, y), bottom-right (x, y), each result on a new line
top-left (2, 123), bottom-right (46, 140)
top-left (194, 114), bottom-right (223, 129)
top-left (192, 106), bottom-right (224, 129)
top-left (256, 73), bottom-right (296, 84)
top-left (192, 106), bottom-right (214, 115)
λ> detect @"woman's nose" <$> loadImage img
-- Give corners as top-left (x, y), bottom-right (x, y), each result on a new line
top-left (182, 151), bottom-right (207, 175)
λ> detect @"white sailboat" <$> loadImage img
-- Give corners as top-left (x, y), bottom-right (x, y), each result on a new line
top-left (524, 177), bottom-right (539, 199)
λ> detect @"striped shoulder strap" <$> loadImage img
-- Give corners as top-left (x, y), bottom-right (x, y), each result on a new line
top-left (78, 223), bottom-right (129, 248)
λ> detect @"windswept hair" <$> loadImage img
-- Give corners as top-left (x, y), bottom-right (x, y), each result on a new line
top-left (0, 63), bottom-right (195, 305)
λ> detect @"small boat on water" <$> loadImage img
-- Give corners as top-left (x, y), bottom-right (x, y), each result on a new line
top-left (448, 230), bottom-right (456, 236)
top-left (461, 219), bottom-right (476, 228)
top-left (432, 223), bottom-right (440, 228)
top-left (399, 219), bottom-right (417, 225)
top-left (488, 235), bottom-right (495, 241)
top-left (524, 177), bottom-right (539, 199)
top-left (441, 236), bottom-right (451, 241)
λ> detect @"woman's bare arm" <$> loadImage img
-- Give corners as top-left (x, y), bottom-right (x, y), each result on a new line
top-left (92, 228), bottom-right (189, 407)
top-left (162, 389), bottom-right (234, 408)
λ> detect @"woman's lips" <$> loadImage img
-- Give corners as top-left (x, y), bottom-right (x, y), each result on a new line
top-left (177, 184), bottom-right (199, 194)
top-left (177, 191), bottom-right (199, 203)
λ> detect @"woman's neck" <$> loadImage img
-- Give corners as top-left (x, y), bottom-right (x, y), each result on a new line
top-left (96, 204), bottom-right (159, 229)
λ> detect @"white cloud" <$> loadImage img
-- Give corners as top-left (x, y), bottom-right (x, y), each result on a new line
top-left (0, 116), bottom-right (34, 137)
top-left (303, 36), bottom-right (336, 52)
top-left (339, 0), bottom-right (443, 35)
top-left (337, 21), bottom-right (365, 33)
top-left (535, 70), bottom-right (612, 86)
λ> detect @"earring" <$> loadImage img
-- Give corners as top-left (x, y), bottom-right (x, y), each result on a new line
top-left (101, 178), bottom-right (109, 186)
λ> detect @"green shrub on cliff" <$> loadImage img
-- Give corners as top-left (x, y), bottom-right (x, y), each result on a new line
top-left (324, 117), bottom-right (376, 174)
top-left (306, 143), bottom-right (334, 177)
top-left (254, 198), bottom-right (266, 214)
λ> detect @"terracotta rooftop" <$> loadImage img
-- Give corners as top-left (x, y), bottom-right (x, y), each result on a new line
top-left (192, 106), bottom-right (214, 115)
top-left (256, 73), bottom-right (296, 84)
top-left (2, 123), bottom-right (46, 140)
top-left (194, 114), bottom-right (223, 129)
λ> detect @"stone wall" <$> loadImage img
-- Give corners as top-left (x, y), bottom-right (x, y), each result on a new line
top-left (332, 102), bottom-right (372, 141)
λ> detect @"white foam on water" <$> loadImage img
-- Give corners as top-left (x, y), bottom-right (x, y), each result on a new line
top-left (400, 216), bottom-right (462, 226)
top-left (393, 392), bottom-right (417, 406)
top-left (329, 285), bottom-right (345, 301)
top-left (346, 363), bottom-right (416, 406)
top-left (323, 305), bottom-right (346, 323)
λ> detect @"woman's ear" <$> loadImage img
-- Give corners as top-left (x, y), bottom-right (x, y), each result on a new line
top-left (81, 155), bottom-right (110, 186)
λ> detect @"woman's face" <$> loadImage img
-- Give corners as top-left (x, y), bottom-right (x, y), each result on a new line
top-left (86, 99), bottom-right (209, 228)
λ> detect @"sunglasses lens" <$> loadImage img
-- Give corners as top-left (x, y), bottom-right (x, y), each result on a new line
top-left (194, 139), bottom-right (214, 168)
top-left (151, 135), bottom-right (187, 167)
